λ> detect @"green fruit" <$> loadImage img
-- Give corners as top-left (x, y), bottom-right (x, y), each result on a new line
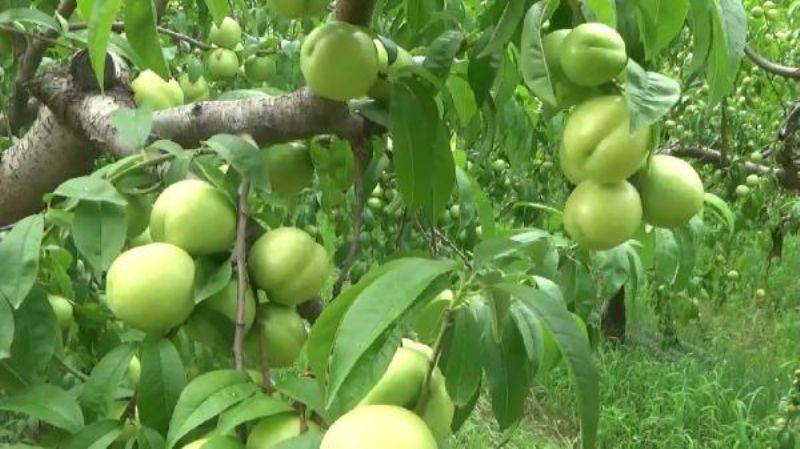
top-left (764, 1), bottom-right (776, 8)
top-left (150, 179), bottom-right (236, 256)
top-left (541, 29), bottom-right (598, 108)
top-left (422, 369), bottom-right (455, 444)
top-left (264, 143), bottom-right (314, 196)
top-left (449, 204), bottom-right (461, 219)
top-left (132, 70), bottom-right (184, 110)
top-left (492, 159), bottom-right (508, 172)
top-left (373, 38), bottom-right (414, 77)
top-left (563, 180), bottom-right (642, 250)
top-left (106, 243), bottom-right (195, 334)
top-left (746, 174), bottom-right (761, 186)
top-left (735, 184), bottom-right (750, 196)
top-left (300, 22), bottom-right (379, 101)
top-left (247, 414), bottom-right (319, 449)
top-left (750, 151), bottom-right (764, 162)
top-left (248, 227), bottom-right (330, 306)
top-left (245, 56), bottom-right (278, 83)
top-left (756, 288), bottom-right (767, 299)
top-left (727, 270), bottom-right (740, 280)
top-left (751, 6), bottom-right (764, 17)
top-left (367, 197), bottom-right (383, 210)
top-left (184, 280), bottom-right (256, 348)
top-left (245, 304), bottom-right (307, 368)
top-left (766, 8), bottom-right (778, 19)
top-left (179, 74), bottom-right (210, 102)
top-left (127, 355), bottom-right (141, 386)
top-left (269, 0), bottom-right (330, 19)
top-left (47, 294), bottom-right (73, 332)
top-left (125, 194), bottom-right (152, 239)
top-left (184, 436), bottom-right (244, 449)
top-left (559, 95), bottom-right (651, 184)
top-left (371, 184), bottom-right (384, 198)
top-left (560, 23), bottom-right (627, 87)
top-left (360, 345), bottom-right (430, 408)
top-left (206, 48), bottom-right (240, 81)
top-left (321, 405), bottom-right (438, 449)
top-left (635, 155), bottom-right (704, 229)
top-left (209, 17), bottom-right (242, 50)
top-left (412, 289), bottom-right (454, 345)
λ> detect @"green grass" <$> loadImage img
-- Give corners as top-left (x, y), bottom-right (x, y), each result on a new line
top-left (455, 235), bottom-right (800, 449)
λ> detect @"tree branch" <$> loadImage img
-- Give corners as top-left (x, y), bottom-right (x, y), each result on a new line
top-left (745, 45), bottom-right (800, 80)
top-left (232, 180), bottom-right (251, 371)
top-left (333, 0), bottom-right (378, 25)
top-left (8, 0), bottom-right (78, 134)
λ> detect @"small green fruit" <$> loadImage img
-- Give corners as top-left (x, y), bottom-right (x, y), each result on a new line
top-left (106, 243), bottom-right (195, 334)
top-left (750, 151), bottom-right (764, 162)
top-left (755, 288), bottom-right (767, 299)
top-left (726, 270), bottom-right (740, 280)
top-left (263, 142), bottom-right (314, 196)
top-left (245, 304), bottom-right (307, 368)
top-left (751, 6), bottom-right (764, 17)
top-left (248, 227), bottom-right (330, 306)
top-left (209, 17), bottom-right (242, 50)
top-left (205, 48), bottom-right (240, 81)
top-left (178, 74), bottom-right (210, 102)
top-left (746, 174), bottom-right (761, 186)
top-left (127, 355), bottom-right (141, 386)
top-left (735, 184), bottom-right (750, 196)
top-left (300, 22), bottom-right (379, 101)
top-left (245, 56), bottom-right (277, 83)
top-left (321, 405), bottom-right (438, 449)
top-left (48, 294), bottom-right (73, 332)
top-left (560, 23), bottom-right (627, 87)
top-left (184, 279), bottom-right (256, 348)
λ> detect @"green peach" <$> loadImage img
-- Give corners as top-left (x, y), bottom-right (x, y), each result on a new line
top-left (560, 22), bottom-right (627, 87)
top-left (245, 304), bottom-right (307, 368)
top-left (263, 142), bottom-right (314, 196)
top-left (635, 155), bottom-right (704, 229)
top-left (563, 180), bottom-right (642, 250)
top-left (320, 405), bottom-right (438, 449)
top-left (246, 413), bottom-right (319, 449)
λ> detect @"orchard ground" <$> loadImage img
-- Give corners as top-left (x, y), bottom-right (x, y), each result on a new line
top-left (459, 234), bottom-right (800, 448)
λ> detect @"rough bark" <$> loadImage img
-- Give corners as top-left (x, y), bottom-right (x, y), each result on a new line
top-left (601, 286), bottom-right (626, 343)
top-left (745, 45), bottom-right (800, 80)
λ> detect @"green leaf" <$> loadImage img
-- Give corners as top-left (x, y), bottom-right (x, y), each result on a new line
top-left (455, 167), bottom-right (496, 238)
top-left (624, 60), bottom-right (680, 132)
top-left (54, 176), bottom-right (127, 205)
top-left (166, 370), bottom-right (257, 449)
top-left (77, 0), bottom-right (125, 89)
top-left (6, 287), bottom-right (57, 377)
top-left (474, 229), bottom-right (550, 268)
top-left (0, 299), bottom-right (12, 359)
top-left (79, 344), bottom-right (136, 422)
top-left (390, 80), bottom-right (455, 223)
top-left (424, 30), bottom-right (465, 82)
top-left (326, 258), bottom-right (456, 407)
top-left (136, 426), bottom-right (166, 449)
top-left (503, 284), bottom-right (599, 449)
top-left (71, 201), bottom-right (127, 271)
top-left (203, 0), bottom-right (230, 24)
top-left (216, 393), bottom-right (293, 435)
top-left (273, 377), bottom-right (326, 420)
top-left (62, 419), bottom-right (122, 449)
top-left (635, 0), bottom-right (689, 60)
top-left (0, 384), bottom-right (84, 433)
top-left (272, 429), bottom-right (324, 449)
top-left (653, 228), bottom-right (679, 286)
top-left (478, 0), bottom-right (526, 58)
top-left (519, 0), bottom-right (561, 107)
top-left (0, 214), bottom-right (44, 308)
top-left (205, 134), bottom-right (268, 191)
top-left (111, 106), bottom-right (154, 150)
top-left (193, 257), bottom-right (233, 303)
top-left (672, 224), bottom-right (697, 290)
top-left (440, 307), bottom-right (482, 406)
top-left (702, 192), bottom-right (735, 235)
top-left (0, 8), bottom-right (59, 30)
top-left (124, 0), bottom-right (169, 78)
top-left (138, 336), bottom-right (187, 435)
top-left (581, 0), bottom-right (617, 27)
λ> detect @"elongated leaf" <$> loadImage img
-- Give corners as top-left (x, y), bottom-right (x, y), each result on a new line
top-left (124, 0), bottom-right (169, 78)
top-left (0, 384), bottom-right (84, 433)
top-left (635, 0), bottom-right (689, 60)
top-left (136, 426), bottom-right (166, 449)
top-left (503, 284), bottom-right (599, 449)
top-left (0, 299), bottom-right (12, 359)
top-left (205, 134), bottom-right (268, 191)
top-left (166, 370), bottom-right (257, 449)
top-left (0, 214), bottom-right (44, 308)
top-left (390, 80), bottom-right (455, 223)
top-left (424, 30), bottom-right (465, 82)
top-left (71, 200), bottom-right (127, 271)
top-left (216, 394), bottom-right (294, 435)
top-left (111, 106), bottom-right (154, 150)
top-left (54, 177), bottom-right (127, 205)
top-left (478, 0), bottom-right (526, 58)
top-left (7, 287), bottom-right (57, 377)
top-left (624, 60), bottom-right (680, 132)
top-left (455, 167), bottom-right (495, 238)
top-left (702, 192), bottom-right (734, 235)
top-left (0, 8), bottom-right (59, 30)
top-left (193, 257), bottom-right (233, 303)
top-left (326, 258), bottom-right (456, 407)
top-left (138, 336), bottom-right (186, 435)
top-left (77, 0), bottom-right (125, 89)
top-left (203, 0), bottom-right (230, 23)
top-left (79, 344), bottom-right (136, 422)
top-left (440, 307), bottom-right (482, 406)
top-left (474, 229), bottom-right (550, 267)
top-left (62, 419), bottom-right (121, 449)
top-left (273, 377), bottom-right (326, 420)
top-left (693, 0), bottom-right (746, 104)
top-left (673, 222), bottom-right (699, 290)
top-left (581, 0), bottom-right (617, 27)
top-left (519, 0), bottom-right (561, 107)
top-left (653, 228), bottom-right (679, 285)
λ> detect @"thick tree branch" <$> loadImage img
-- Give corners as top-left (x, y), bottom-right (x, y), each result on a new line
top-left (233, 180), bottom-right (251, 371)
top-left (745, 45), bottom-right (800, 80)
top-left (8, 0), bottom-right (78, 134)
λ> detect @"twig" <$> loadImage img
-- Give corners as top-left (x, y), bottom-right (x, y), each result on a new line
top-left (395, 208), bottom-right (408, 250)
top-left (414, 309), bottom-right (454, 414)
top-left (232, 180), bottom-right (250, 371)
top-left (254, 305), bottom-right (274, 392)
top-left (67, 22), bottom-right (212, 50)
top-left (745, 45), bottom-right (800, 80)
top-left (55, 356), bottom-right (88, 381)
top-left (719, 97), bottom-right (729, 165)
top-left (0, 25), bottom-right (76, 51)
top-left (332, 140), bottom-right (367, 297)
top-left (432, 227), bottom-right (473, 268)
